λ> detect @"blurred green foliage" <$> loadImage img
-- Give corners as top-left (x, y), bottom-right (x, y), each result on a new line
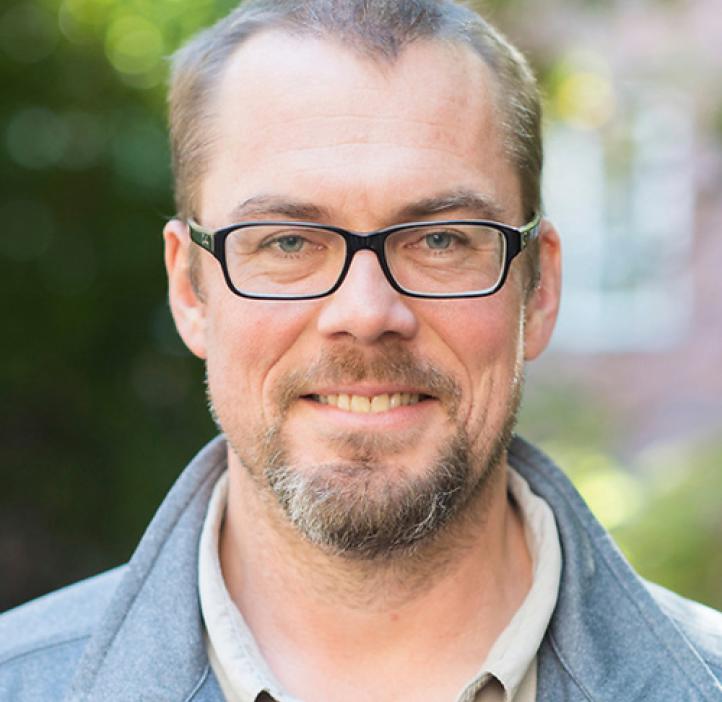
top-left (1, 0), bottom-right (233, 607)
top-left (1, 0), bottom-right (720, 613)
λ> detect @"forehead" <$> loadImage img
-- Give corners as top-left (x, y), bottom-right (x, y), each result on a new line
top-left (200, 31), bottom-right (520, 226)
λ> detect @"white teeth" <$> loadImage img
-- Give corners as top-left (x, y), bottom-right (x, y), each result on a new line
top-left (315, 392), bottom-right (423, 413)
top-left (370, 394), bottom-right (389, 412)
top-left (350, 395), bottom-right (371, 413)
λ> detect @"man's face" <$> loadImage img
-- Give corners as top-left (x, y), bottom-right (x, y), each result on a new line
top-left (167, 32), bottom-right (559, 556)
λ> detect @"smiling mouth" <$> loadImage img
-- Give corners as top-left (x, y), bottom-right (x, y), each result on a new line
top-left (305, 392), bottom-right (433, 414)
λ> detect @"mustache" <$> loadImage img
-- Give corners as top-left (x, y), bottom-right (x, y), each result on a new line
top-left (273, 345), bottom-right (462, 415)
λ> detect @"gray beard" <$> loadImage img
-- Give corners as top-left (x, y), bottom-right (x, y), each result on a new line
top-left (259, 395), bottom-right (520, 561)
top-left (216, 346), bottom-right (522, 561)
top-left (263, 426), bottom-right (512, 560)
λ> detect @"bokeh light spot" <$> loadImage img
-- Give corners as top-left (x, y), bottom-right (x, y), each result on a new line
top-left (540, 442), bottom-right (644, 531)
top-left (105, 16), bottom-right (163, 79)
top-left (577, 465), bottom-right (643, 530)
top-left (111, 113), bottom-right (169, 191)
top-left (58, 0), bottom-right (113, 45)
top-left (6, 108), bottom-right (69, 170)
top-left (556, 71), bottom-right (616, 130)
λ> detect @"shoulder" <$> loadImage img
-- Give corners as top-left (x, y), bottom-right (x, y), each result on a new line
top-left (0, 566), bottom-right (126, 701)
top-left (645, 580), bottom-right (722, 679)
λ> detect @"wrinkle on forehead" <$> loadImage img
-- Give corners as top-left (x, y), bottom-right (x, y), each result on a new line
top-left (244, 115), bottom-right (471, 155)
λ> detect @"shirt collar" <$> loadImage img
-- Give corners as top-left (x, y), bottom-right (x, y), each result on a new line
top-left (199, 472), bottom-right (297, 702)
top-left (459, 468), bottom-right (562, 701)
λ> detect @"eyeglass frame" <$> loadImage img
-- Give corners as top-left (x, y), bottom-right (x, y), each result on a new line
top-left (186, 213), bottom-right (542, 301)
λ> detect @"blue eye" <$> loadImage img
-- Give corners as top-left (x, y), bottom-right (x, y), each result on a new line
top-left (275, 236), bottom-right (305, 253)
top-left (424, 232), bottom-right (454, 250)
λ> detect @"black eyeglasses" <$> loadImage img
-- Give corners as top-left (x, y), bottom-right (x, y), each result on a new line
top-left (187, 214), bottom-right (541, 300)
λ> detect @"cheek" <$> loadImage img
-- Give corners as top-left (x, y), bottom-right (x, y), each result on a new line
top-left (204, 298), bottom-right (316, 419)
top-left (204, 314), bottom-right (259, 432)
top-left (431, 297), bottom-right (522, 367)
top-left (422, 297), bottom-right (524, 420)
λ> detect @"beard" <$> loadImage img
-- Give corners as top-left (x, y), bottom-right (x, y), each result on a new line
top-left (216, 344), bottom-right (523, 561)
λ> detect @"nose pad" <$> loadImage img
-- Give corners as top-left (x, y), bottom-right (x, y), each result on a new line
top-left (316, 250), bottom-right (418, 344)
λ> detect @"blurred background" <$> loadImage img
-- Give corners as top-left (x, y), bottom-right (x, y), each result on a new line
top-left (1, 0), bottom-right (720, 611)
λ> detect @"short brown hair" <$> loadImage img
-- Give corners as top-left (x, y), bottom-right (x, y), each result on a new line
top-left (169, 0), bottom-right (543, 290)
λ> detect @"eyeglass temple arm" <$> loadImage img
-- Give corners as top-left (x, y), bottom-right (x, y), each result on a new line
top-left (187, 219), bottom-right (216, 253)
top-left (518, 213), bottom-right (542, 249)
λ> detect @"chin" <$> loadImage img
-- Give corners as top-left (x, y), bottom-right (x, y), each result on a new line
top-left (260, 426), bottom-right (507, 560)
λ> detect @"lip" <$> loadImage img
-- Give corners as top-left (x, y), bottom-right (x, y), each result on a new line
top-left (304, 383), bottom-right (434, 396)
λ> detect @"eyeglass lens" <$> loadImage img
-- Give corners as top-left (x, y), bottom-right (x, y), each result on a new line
top-left (224, 223), bottom-right (506, 297)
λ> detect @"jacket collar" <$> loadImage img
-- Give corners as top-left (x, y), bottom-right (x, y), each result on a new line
top-left (508, 437), bottom-right (721, 701)
top-left (68, 435), bottom-right (719, 701)
top-left (66, 436), bottom-right (228, 701)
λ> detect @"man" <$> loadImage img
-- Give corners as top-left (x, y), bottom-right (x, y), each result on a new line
top-left (1, 1), bottom-right (721, 700)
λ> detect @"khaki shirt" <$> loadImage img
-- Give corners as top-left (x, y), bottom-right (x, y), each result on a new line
top-left (199, 467), bottom-right (561, 702)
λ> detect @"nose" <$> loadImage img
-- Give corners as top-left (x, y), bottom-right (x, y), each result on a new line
top-left (316, 250), bottom-right (418, 344)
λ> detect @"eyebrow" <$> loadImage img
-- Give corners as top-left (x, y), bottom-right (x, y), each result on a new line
top-left (396, 188), bottom-right (507, 222)
top-left (228, 196), bottom-right (330, 222)
top-left (227, 188), bottom-right (507, 227)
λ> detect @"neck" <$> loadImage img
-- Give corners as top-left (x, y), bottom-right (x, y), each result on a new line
top-left (219, 448), bottom-right (532, 701)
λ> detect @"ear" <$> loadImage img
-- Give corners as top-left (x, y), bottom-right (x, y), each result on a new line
top-left (163, 218), bottom-right (207, 359)
top-left (523, 219), bottom-right (561, 361)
